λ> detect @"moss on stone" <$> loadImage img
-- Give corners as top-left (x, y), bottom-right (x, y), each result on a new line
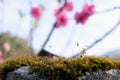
top-left (0, 56), bottom-right (120, 80)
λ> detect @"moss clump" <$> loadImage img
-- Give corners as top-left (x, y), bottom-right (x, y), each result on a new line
top-left (0, 56), bottom-right (120, 80)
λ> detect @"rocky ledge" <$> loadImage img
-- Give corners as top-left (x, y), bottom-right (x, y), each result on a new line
top-left (6, 66), bottom-right (120, 80)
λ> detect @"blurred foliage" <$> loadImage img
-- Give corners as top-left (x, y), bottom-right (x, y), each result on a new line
top-left (1, 56), bottom-right (120, 80)
top-left (0, 33), bottom-right (34, 59)
top-left (58, 0), bottom-right (62, 3)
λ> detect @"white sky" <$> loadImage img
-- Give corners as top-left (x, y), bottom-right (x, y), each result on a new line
top-left (0, 0), bottom-right (120, 57)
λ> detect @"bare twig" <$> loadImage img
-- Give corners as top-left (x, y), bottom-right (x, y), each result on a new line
top-left (38, 3), bottom-right (120, 57)
top-left (28, 0), bottom-right (33, 49)
top-left (96, 6), bottom-right (120, 14)
top-left (37, 0), bottom-right (67, 56)
top-left (37, 23), bottom-right (55, 56)
top-left (72, 18), bottom-right (120, 58)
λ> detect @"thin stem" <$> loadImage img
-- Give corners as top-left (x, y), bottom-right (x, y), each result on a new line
top-left (95, 6), bottom-right (120, 14)
top-left (37, 23), bottom-right (56, 56)
top-left (29, 27), bottom-right (34, 48)
top-left (28, 0), bottom-right (33, 49)
top-left (72, 18), bottom-right (120, 58)
top-left (38, 0), bottom-right (67, 56)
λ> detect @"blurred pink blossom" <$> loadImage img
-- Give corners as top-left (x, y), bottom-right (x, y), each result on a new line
top-left (3, 42), bottom-right (11, 52)
top-left (55, 12), bottom-right (68, 28)
top-left (54, 8), bottom-right (61, 17)
top-left (64, 2), bottom-right (74, 11)
top-left (74, 11), bottom-right (89, 24)
top-left (0, 51), bottom-right (3, 57)
top-left (0, 58), bottom-right (4, 64)
top-left (54, 2), bottom-right (73, 17)
top-left (83, 3), bottom-right (95, 16)
top-left (74, 3), bottom-right (95, 24)
top-left (31, 7), bottom-right (42, 19)
top-left (54, 8), bottom-right (66, 17)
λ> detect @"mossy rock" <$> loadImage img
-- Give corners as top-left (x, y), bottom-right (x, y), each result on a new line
top-left (0, 56), bottom-right (120, 80)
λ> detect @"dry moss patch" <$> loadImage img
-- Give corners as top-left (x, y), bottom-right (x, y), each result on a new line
top-left (0, 56), bottom-right (120, 80)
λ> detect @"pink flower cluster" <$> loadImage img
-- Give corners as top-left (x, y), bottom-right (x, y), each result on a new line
top-left (30, 2), bottom-right (95, 28)
top-left (31, 7), bottom-right (42, 19)
top-left (54, 2), bottom-right (73, 28)
top-left (74, 3), bottom-right (95, 24)
top-left (55, 13), bottom-right (68, 27)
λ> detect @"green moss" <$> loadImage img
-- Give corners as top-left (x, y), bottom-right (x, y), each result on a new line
top-left (0, 56), bottom-right (120, 80)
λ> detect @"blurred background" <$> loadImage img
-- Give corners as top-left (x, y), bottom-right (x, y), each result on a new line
top-left (0, 0), bottom-right (120, 62)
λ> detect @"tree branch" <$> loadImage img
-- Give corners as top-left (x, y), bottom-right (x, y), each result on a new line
top-left (37, 23), bottom-right (55, 56)
top-left (72, 18), bottom-right (120, 58)
top-left (96, 6), bottom-right (120, 14)
top-left (37, 0), bottom-right (67, 56)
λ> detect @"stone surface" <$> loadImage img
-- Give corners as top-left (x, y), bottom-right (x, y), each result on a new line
top-left (81, 70), bottom-right (120, 80)
top-left (6, 66), bottom-right (47, 80)
top-left (6, 66), bottom-right (120, 80)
